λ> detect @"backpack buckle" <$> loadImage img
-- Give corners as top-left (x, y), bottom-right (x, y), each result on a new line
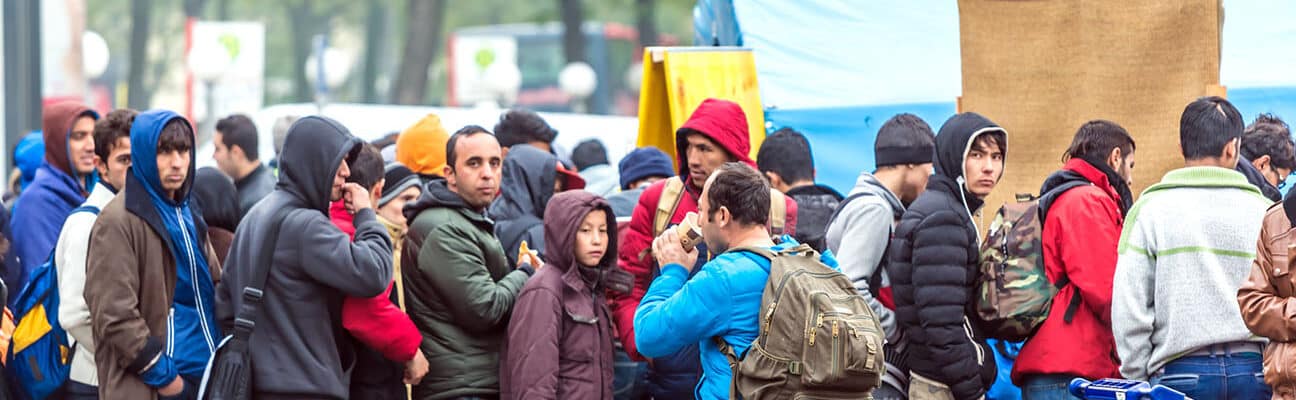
top-left (242, 287), bottom-right (263, 303)
top-left (788, 361), bottom-right (801, 375)
top-left (234, 317), bottom-right (256, 333)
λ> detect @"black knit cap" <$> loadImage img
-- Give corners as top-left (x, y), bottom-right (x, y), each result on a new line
top-left (379, 162), bottom-right (421, 207)
top-left (874, 113), bottom-right (936, 168)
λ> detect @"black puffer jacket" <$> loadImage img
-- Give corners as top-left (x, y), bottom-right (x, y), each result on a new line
top-left (887, 112), bottom-right (1001, 400)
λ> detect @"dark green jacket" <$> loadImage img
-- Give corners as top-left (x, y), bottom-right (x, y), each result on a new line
top-left (402, 179), bottom-right (530, 400)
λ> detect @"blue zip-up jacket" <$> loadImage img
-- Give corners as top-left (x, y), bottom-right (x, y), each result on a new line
top-left (634, 239), bottom-right (839, 400)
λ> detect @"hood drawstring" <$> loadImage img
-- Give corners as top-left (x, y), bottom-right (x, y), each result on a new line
top-left (956, 176), bottom-right (982, 247)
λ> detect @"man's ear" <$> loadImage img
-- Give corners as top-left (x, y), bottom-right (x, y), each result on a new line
top-left (442, 164), bottom-right (454, 179)
top-left (94, 155), bottom-right (108, 176)
top-left (1254, 155), bottom-right (1272, 172)
top-left (1108, 147), bottom-right (1124, 171)
top-left (371, 178), bottom-right (386, 204)
top-left (230, 145), bottom-right (247, 163)
top-left (764, 171), bottom-right (783, 189)
top-left (716, 206), bottom-right (732, 229)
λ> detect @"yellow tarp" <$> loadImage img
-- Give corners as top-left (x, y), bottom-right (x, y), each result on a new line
top-left (636, 47), bottom-right (765, 164)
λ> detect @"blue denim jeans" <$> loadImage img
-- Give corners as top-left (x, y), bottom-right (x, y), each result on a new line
top-left (1150, 352), bottom-right (1270, 400)
top-left (1021, 374), bottom-right (1075, 400)
top-left (613, 344), bottom-right (650, 400)
top-left (65, 381), bottom-right (100, 400)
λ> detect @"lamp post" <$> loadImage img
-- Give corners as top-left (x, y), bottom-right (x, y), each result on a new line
top-left (187, 39), bottom-right (233, 141)
top-left (559, 62), bottom-right (597, 113)
top-left (481, 62), bottom-right (522, 109)
top-left (305, 35), bottom-right (355, 112)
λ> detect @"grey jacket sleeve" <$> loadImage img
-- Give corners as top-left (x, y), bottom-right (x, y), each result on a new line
top-left (828, 199), bottom-right (897, 340)
top-left (295, 208), bottom-right (393, 299)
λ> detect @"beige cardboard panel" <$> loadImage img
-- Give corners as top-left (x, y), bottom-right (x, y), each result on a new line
top-left (958, 0), bottom-right (1223, 221)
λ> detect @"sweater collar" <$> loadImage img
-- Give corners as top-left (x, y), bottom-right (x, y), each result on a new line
top-left (1142, 166), bottom-right (1264, 198)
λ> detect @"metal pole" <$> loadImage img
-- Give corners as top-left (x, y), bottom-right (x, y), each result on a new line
top-left (3, 0), bottom-right (43, 185)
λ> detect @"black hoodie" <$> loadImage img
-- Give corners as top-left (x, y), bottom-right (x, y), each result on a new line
top-left (215, 116), bottom-right (393, 399)
top-left (489, 144), bottom-right (559, 266)
top-left (1236, 156), bottom-right (1283, 202)
top-left (887, 112), bottom-right (1003, 400)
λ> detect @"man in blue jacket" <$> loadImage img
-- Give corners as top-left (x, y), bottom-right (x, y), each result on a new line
top-left (8, 101), bottom-right (98, 295)
top-left (634, 162), bottom-right (837, 400)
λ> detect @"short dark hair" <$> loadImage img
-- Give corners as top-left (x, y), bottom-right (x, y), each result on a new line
top-left (756, 128), bottom-right (814, 184)
top-left (347, 144), bottom-right (385, 191)
top-left (973, 131), bottom-right (1007, 156)
top-left (158, 119), bottom-right (194, 154)
top-left (216, 114), bottom-right (260, 160)
top-left (706, 162), bottom-right (770, 227)
top-left (876, 113), bottom-right (936, 151)
top-left (571, 139), bottom-right (609, 170)
top-left (1180, 96), bottom-right (1244, 160)
top-left (1063, 120), bottom-right (1136, 165)
top-left (494, 109), bottom-right (557, 147)
top-left (94, 109), bottom-right (137, 162)
top-left (445, 125), bottom-right (496, 170)
top-left (1242, 114), bottom-right (1296, 170)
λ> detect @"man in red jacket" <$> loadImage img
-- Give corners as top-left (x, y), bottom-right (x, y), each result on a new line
top-left (1014, 120), bottom-right (1136, 398)
top-left (611, 98), bottom-right (797, 398)
top-left (328, 144), bottom-right (429, 399)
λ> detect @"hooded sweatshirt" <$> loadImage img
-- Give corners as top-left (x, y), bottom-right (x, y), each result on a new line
top-left (215, 116), bottom-right (393, 399)
top-left (1112, 166), bottom-right (1269, 381)
top-left (193, 167), bottom-right (240, 264)
top-left (501, 191), bottom-right (617, 400)
top-left (824, 171), bottom-right (907, 389)
top-left (402, 178), bottom-right (530, 400)
top-left (1236, 156), bottom-right (1283, 202)
top-left (8, 102), bottom-right (98, 300)
top-left (610, 98), bottom-right (797, 398)
top-left (887, 112), bottom-right (1004, 400)
top-left (490, 144), bottom-right (560, 267)
top-left (396, 114), bottom-right (450, 178)
top-left (83, 110), bottom-right (224, 398)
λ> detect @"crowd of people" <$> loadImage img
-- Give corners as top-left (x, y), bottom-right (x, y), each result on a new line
top-left (3, 93), bottom-right (1296, 400)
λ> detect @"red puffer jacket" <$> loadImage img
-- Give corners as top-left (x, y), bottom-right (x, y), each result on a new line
top-left (1012, 159), bottom-right (1124, 383)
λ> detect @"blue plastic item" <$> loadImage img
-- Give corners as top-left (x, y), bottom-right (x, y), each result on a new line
top-left (1068, 378), bottom-right (1189, 400)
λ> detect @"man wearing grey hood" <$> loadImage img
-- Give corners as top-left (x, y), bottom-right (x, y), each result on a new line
top-left (825, 113), bottom-right (936, 399)
top-left (215, 116), bottom-right (393, 399)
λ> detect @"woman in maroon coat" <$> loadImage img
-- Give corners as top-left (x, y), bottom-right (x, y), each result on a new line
top-left (501, 190), bottom-right (616, 399)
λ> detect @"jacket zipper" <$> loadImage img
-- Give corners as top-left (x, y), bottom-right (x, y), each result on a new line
top-left (964, 315), bottom-right (985, 365)
top-left (166, 307), bottom-right (175, 357)
top-left (176, 208), bottom-right (216, 352)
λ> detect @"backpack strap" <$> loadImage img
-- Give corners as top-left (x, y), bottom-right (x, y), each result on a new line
top-left (232, 208), bottom-right (293, 342)
top-left (769, 190), bottom-right (786, 235)
top-left (826, 191), bottom-right (890, 298)
top-left (653, 177), bottom-right (686, 237)
top-left (713, 337), bottom-right (744, 400)
top-left (70, 205), bottom-right (100, 216)
top-left (1038, 181), bottom-right (1091, 325)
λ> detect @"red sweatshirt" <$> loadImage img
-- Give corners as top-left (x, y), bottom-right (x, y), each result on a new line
top-left (610, 99), bottom-right (798, 361)
top-left (330, 200), bottom-right (421, 362)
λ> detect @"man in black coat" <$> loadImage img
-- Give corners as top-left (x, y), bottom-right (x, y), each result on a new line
top-left (887, 112), bottom-right (1006, 400)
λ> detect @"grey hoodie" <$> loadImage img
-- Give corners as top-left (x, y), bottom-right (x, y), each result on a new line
top-left (215, 116), bottom-right (393, 399)
top-left (825, 172), bottom-right (902, 339)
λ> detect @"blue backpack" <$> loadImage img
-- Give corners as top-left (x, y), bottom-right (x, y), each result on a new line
top-left (8, 205), bottom-right (98, 400)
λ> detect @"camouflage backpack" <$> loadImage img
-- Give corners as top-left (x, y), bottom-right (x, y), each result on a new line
top-left (975, 186), bottom-right (1086, 342)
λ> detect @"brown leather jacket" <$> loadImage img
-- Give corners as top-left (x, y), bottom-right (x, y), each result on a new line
top-left (1239, 204), bottom-right (1296, 399)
